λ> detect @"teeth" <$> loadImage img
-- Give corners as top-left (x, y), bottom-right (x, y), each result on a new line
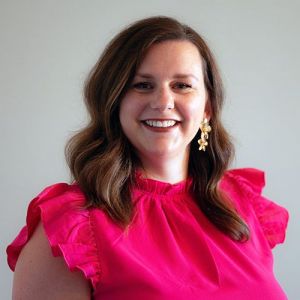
top-left (145, 120), bottom-right (176, 128)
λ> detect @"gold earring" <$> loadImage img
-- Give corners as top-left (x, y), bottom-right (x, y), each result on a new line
top-left (198, 118), bottom-right (211, 151)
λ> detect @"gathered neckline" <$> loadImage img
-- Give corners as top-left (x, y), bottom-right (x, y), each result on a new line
top-left (134, 171), bottom-right (193, 196)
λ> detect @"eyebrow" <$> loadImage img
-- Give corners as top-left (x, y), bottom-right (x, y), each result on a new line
top-left (135, 73), bottom-right (199, 81)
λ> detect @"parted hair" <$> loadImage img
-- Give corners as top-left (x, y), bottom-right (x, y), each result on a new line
top-left (65, 16), bottom-right (250, 241)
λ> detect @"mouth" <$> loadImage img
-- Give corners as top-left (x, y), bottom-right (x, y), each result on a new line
top-left (141, 119), bottom-right (179, 128)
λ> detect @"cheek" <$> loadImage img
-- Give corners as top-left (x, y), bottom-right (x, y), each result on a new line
top-left (182, 98), bottom-right (206, 122)
top-left (120, 94), bottom-right (133, 118)
top-left (119, 95), bottom-right (143, 127)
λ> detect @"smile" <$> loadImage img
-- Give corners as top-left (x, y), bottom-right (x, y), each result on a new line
top-left (143, 120), bottom-right (177, 128)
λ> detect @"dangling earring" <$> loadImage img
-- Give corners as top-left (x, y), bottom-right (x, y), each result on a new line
top-left (198, 118), bottom-right (211, 151)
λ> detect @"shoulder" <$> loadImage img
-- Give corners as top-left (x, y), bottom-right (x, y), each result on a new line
top-left (220, 167), bottom-right (265, 199)
top-left (29, 182), bottom-right (86, 210)
top-left (218, 167), bottom-right (266, 221)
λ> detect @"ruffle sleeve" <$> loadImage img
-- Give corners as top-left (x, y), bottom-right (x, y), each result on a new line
top-left (6, 183), bottom-right (101, 289)
top-left (224, 168), bottom-right (289, 249)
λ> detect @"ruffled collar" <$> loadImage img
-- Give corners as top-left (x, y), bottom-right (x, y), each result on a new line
top-left (134, 171), bottom-right (193, 196)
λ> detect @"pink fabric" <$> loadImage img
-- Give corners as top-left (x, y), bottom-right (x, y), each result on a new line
top-left (7, 168), bottom-right (289, 299)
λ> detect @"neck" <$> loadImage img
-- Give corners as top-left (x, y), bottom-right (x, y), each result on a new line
top-left (138, 150), bottom-right (189, 184)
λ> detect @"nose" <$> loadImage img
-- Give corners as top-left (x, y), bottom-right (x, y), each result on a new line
top-left (150, 86), bottom-right (174, 111)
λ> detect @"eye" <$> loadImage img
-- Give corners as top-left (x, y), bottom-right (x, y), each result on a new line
top-left (132, 82), bottom-right (153, 90)
top-left (173, 82), bottom-right (192, 90)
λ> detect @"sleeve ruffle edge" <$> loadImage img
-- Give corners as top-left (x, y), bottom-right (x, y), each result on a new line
top-left (6, 183), bottom-right (101, 289)
top-left (225, 168), bottom-right (289, 249)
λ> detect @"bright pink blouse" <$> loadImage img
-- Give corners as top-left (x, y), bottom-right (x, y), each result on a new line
top-left (7, 168), bottom-right (289, 299)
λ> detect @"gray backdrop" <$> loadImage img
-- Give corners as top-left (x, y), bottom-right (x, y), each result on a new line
top-left (1, 0), bottom-right (299, 299)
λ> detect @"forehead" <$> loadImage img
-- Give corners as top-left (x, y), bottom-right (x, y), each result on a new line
top-left (136, 40), bottom-right (203, 77)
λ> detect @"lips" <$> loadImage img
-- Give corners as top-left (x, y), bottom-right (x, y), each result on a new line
top-left (142, 119), bottom-right (179, 128)
top-left (140, 118), bottom-right (181, 134)
top-left (144, 120), bottom-right (177, 128)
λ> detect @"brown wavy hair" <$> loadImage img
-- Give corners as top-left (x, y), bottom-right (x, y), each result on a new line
top-left (65, 16), bottom-right (250, 242)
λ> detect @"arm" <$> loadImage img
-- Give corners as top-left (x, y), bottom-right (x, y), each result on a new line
top-left (12, 222), bottom-right (91, 300)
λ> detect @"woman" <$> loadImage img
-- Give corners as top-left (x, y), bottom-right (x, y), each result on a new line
top-left (7, 16), bottom-right (289, 299)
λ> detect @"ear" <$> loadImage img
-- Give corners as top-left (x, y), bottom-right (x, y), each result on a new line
top-left (203, 98), bottom-right (212, 121)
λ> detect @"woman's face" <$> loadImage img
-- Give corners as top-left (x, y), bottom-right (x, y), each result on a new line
top-left (119, 40), bottom-right (210, 163)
